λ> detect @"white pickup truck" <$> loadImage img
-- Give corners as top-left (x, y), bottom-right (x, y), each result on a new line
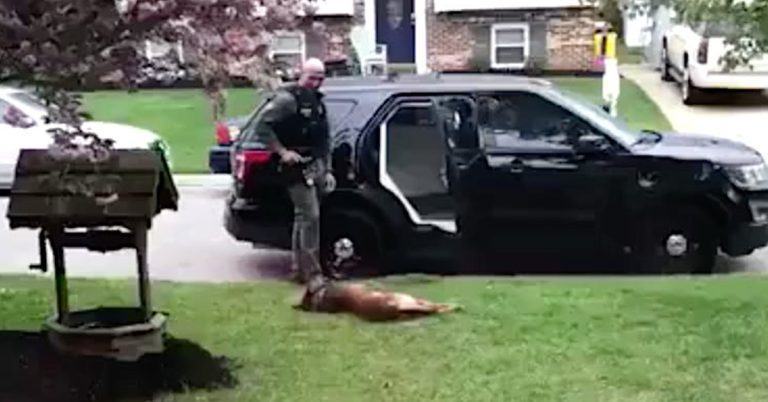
top-left (661, 21), bottom-right (768, 104)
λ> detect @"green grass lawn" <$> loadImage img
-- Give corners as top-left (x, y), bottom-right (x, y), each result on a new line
top-left (81, 89), bottom-right (261, 173)
top-left (81, 78), bottom-right (670, 173)
top-left (618, 44), bottom-right (646, 65)
top-left (2, 274), bottom-right (768, 401)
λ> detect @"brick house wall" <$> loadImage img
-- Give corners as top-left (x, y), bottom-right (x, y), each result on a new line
top-left (426, 0), bottom-right (597, 72)
top-left (305, 0), bottom-right (364, 64)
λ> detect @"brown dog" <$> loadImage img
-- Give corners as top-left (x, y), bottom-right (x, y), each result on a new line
top-left (295, 280), bottom-right (458, 322)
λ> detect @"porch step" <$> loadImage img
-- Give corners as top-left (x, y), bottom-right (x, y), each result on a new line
top-left (388, 63), bottom-right (417, 74)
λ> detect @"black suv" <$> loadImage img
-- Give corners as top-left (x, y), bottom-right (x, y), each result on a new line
top-left (224, 74), bottom-right (768, 275)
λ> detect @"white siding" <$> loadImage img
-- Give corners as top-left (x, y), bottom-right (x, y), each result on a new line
top-left (314, 0), bottom-right (355, 16)
top-left (434, 0), bottom-right (591, 12)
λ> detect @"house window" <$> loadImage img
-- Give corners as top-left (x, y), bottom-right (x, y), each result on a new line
top-left (271, 32), bottom-right (306, 71)
top-left (491, 23), bottom-right (530, 69)
top-left (145, 40), bottom-right (185, 64)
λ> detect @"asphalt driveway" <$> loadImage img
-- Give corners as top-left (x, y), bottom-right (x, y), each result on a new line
top-left (0, 173), bottom-right (765, 282)
top-left (0, 176), bottom-right (292, 283)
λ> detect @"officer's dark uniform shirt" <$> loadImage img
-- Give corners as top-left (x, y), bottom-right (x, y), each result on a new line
top-left (255, 84), bottom-right (330, 160)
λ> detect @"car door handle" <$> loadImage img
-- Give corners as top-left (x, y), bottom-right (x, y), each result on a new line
top-left (508, 159), bottom-right (525, 173)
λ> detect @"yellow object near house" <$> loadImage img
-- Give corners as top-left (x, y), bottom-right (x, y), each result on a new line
top-left (594, 31), bottom-right (617, 59)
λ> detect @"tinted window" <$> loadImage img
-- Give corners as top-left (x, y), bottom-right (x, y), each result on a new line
top-left (238, 97), bottom-right (271, 143)
top-left (240, 96), bottom-right (356, 144)
top-left (477, 92), bottom-right (595, 151)
top-left (705, 21), bottom-right (739, 37)
top-left (0, 99), bottom-right (32, 127)
top-left (325, 99), bottom-right (356, 131)
top-left (438, 97), bottom-right (477, 149)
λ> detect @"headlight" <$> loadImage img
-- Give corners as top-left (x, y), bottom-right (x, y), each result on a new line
top-left (725, 163), bottom-right (768, 190)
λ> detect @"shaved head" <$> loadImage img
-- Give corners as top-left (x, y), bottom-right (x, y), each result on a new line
top-left (303, 58), bottom-right (325, 74)
top-left (299, 58), bottom-right (326, 90)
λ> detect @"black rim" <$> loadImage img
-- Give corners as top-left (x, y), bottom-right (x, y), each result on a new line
top-left (323, 234), bottom-right (363, 278)
top-left (322, 218), bottom-right (380, 279)
top-left (644, 215), bottom-right (715, 274)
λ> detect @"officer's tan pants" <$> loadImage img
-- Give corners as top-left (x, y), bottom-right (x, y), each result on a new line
top-left (287, 160), bottom-right (327, 281)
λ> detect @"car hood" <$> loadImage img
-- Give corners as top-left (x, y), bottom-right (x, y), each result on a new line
top-left (79, 121), bottom-right (160, 147)
top-left (633, 132), bottom-right (764, 166)
top-left (40, 121), bottom-right (161, 148)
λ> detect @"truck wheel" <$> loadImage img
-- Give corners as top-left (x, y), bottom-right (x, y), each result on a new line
top-left (635, 208), bottom-right (718, 275)
top-left (682, 69), bottom-right (706, 105)
top-left (661, 46), bottom-right (673, 82)
top-left (321, 209), bottom-right (384, 279)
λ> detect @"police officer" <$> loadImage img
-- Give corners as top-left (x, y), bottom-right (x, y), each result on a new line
top-left (256, 58), bottom-right (336, 285)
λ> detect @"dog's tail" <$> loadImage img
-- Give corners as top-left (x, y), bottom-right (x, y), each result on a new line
top-left (434, 303), bottom-right (461, 313)
top-left (398, 301), bottom-right (461, 316)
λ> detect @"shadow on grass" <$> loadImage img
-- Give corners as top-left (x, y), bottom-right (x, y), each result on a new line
top-left (0, 331), bottom-right (238, 402)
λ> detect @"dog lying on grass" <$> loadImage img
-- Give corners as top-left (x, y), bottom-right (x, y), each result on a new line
top-left (294, 279), bottom-right (458, 322)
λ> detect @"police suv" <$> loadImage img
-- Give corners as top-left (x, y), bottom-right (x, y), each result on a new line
top-left (223, 74), bottom-right (768, 276)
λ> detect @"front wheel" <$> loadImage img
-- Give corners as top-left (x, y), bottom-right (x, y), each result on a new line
top-left (634, 209), bottom-right (718, 274)
top-left (321, 209), bottom-right (384, 279)
top-left (661, 46), bottom-right (673, 82)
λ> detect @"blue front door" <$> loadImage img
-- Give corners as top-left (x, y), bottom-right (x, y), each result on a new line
top-left (375, 0), bottom-right (415, 63)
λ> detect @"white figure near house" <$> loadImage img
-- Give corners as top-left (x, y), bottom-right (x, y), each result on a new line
top-left (602, 57), bottom-right (620, 117)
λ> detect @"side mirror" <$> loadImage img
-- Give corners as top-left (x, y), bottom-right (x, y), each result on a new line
top-left (575, 133), bottom-right (611, 154)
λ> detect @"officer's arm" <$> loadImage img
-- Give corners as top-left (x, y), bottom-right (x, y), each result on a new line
top-left (255, 92), bottom-right (296, 155)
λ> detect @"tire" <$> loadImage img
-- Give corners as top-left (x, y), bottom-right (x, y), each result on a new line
top-left (634, 208), bottom-right (718, 275)
top-left (682, 69), bottom-right (706, 105)
top-left (321, 209), bottom-right (384, 279)
top-left (661, 46), bottom-right (673, 82)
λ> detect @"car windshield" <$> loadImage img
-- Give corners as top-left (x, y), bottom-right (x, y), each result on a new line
top-left (546, 88), bottom-right (645, 146)
top-left (705, 21), bottom-right (739, 37)
top-left (9, 91), bottom-right (49, 115)
top-left (238, 96), bottom-right (272, 143)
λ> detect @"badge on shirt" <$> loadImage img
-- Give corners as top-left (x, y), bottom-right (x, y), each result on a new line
top-left (300, 107), bottom-right (312, 118)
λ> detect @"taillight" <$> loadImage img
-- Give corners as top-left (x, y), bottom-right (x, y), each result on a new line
top-left (215, 122), bottom-right (231, 145)
top-left (697, 39), bottom-right (709, 64)
top-left (234, 150), bottom-right (272, 181)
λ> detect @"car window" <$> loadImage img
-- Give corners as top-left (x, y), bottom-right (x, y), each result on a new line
top-left (705, 21), bottom-right (739, 37)
top-left (0, 99), bottom-right (10, 122)
top-left (477, 92), bottom-right (595, 151)
top-left (547, 88), bottom-right (640, 146)
top-left (237, 96), bottom-right (272, 143)
top-left (325, 99), bottom-right (357, 131)
top-left (8, 91), bottom-right (48, 115)
top-left (240, 96), bottom-right (357, 144)
top-left (438, 97), bottom-right (477, 149)
top-left (0, 99), bottom-right (33, 128)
